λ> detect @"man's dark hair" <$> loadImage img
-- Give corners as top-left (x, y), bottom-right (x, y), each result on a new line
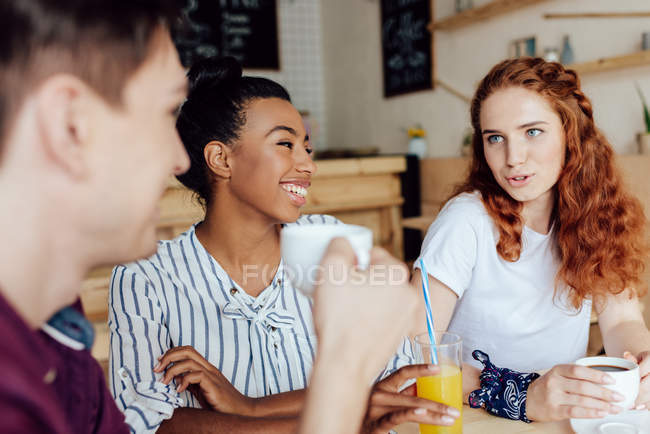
top-left (0, 0), bottom-right (181, 151)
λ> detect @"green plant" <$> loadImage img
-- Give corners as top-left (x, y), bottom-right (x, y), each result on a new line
top-left (635, 83), bottom-right (650, 134)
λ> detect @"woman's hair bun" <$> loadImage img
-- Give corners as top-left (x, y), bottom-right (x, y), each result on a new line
top-left (187, 56), bottom-right (243, 95)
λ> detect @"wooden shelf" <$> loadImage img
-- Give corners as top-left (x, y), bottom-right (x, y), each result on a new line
top-left (432, 0), bottom-right (551, 31)
top-left (569, 51), bottom-right (650, 75)
top-left (302, 197), bottom-right (403, 214)
top-left (544, 12), bottom-right (650, 20)
top-left (401, 215), bottom-right (436, 232)
top-left (314, 156), bottom-right (406, 178)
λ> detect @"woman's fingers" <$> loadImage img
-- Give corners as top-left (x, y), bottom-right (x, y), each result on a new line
top-left (635, 375), bottom-right (650, 409)
top-left (527, 364), bottom-right (621, 422)
top-left (561, 378), bottom-right (624, 404)
top-left (547, 374), bottom-right (628, 419)
top-left (154, 346), bottom-right (214, 373)
top-left (623, 351), bottom-right (639, 364)
top-left (375, 364), bottom-right (439, 392)
top-left (366, 407), bottom-right (457, 434)
top-left (155, 346), bottom-right (194, 371)
top-left (556, 405), bottom-right (609, 420)
top-left (175, 371), bottom-right (212, 394)
top-left (636, 351), bottom-right (650, 379)
top-left (561, 389), bottom-right (623, 414)
top-left (624, 351), bottom-right (650, 409)
top-left (399, 383), bottom-right (417, 396)
top-left (369, 390), bottom-right (459, 418)
top-left (554, 364), bottom-right (614, 385)
top-left (161, 359), bottom-right (203, 384)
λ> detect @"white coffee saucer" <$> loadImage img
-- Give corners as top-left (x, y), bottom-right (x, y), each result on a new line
top-left (570, 410), bottom-right (650, 434)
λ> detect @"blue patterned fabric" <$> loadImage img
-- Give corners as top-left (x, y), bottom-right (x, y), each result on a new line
top-left (468, 350), bottom-right (540, 423)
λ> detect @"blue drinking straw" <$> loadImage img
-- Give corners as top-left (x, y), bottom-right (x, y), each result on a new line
top-left (419, 258), bottom-right (439, 365)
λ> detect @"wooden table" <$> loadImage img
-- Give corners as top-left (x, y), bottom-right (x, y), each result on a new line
top-left (395, 406), bottom-right (571, 433)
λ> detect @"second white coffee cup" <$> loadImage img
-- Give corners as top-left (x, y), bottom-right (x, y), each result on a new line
top-left (280, 223), bottom-right (373, 295)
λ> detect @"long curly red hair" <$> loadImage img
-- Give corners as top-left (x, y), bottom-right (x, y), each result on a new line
top-left (454, 57), bottom-right (647, 309)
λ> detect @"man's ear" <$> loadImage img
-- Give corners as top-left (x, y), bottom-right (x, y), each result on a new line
top-left (34, 74), bottom-right (91, 179)
top-left (204, 141), bottom-right (232, 179)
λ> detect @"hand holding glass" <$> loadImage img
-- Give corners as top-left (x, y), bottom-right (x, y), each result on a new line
top-left (413, 332), bottom-right (463, 434)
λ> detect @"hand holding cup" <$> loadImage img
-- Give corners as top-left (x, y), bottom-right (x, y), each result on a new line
top-left (575, 356), bottom-right (640, 411)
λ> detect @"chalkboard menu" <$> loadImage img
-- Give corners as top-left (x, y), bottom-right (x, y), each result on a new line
top-left (380, 0), bottom-right (434, 97)
top-left (173, 0), bottom-right (280, 70)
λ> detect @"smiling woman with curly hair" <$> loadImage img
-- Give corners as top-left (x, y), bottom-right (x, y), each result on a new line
top-left (413, 57), bottom-right (650, 423)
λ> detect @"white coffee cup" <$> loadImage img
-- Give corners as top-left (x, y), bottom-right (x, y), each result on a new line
top-left (280, 223), bottom-right (373, 295)
top-left (575, 356), bottom-right (640, 410)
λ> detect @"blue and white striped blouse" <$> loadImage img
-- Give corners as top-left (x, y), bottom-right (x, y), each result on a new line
top-left (108, 214), bottom-right (413, 433)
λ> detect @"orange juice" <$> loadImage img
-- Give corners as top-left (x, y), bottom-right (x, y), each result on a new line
top-left (416, 364), bottom-right (463, 434)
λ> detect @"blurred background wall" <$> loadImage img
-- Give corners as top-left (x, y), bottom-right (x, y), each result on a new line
top-left (257, 0), bottom-right (650, 156)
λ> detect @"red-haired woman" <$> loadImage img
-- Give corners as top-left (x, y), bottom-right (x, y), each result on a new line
top-left (413, 57), bottom-right (650, 422)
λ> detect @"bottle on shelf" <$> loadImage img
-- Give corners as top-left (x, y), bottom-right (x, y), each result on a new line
top-left (543, 47), bottom-right (560, 63)
top-left (560, 35), bottom-right (574, 65)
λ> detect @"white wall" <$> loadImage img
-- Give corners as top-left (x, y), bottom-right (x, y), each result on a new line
top-left (322, 0), bottom-right (650, 156)
top-left (248, 0), bottom-right (328, 149)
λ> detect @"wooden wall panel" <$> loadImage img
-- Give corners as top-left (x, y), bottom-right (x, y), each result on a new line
top-left (305, 175), bottom-right (401, 209)
top-left (420, 157), bottom-right (470, 213)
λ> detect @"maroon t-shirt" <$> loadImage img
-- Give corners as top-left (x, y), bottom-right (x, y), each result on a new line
top-left (0, 292), bottom-right (129, 434)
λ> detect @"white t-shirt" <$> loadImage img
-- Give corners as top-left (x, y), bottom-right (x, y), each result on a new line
top-left (415, 192), bottom-right (591, 372)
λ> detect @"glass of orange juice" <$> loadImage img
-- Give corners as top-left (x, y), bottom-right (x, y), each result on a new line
top-left (413, 332), bottom-right (463, 434)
